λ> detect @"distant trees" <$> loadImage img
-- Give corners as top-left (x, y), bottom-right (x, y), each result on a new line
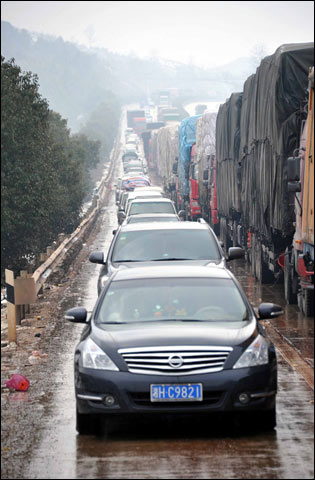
top-left (1, 57), bottom-right (101, 280)
top-left (2, 20), bottom-right (246, 131)
top-left (250, 44), bottom-right (269, 69)
top-left (79, 95), bottom-right (121, 161)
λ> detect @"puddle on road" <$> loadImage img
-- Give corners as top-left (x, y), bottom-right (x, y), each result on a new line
top-left (230, 260), bottom-right (314, 367)
top-left (26, 356), bottom-right (314, 479)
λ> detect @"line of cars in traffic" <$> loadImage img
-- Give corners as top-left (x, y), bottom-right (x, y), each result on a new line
top-left (65, 126), bottom-right (284, 435)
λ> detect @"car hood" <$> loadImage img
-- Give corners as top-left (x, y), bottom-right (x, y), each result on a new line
top-left (92, 319), bottom-right (257, 352)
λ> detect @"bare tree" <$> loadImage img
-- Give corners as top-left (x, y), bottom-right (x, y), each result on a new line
top-left (251, 44), bottom-right (269, 69)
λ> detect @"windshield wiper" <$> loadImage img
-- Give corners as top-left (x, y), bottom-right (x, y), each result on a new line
top-left (131, 318), bottom-right (207, 323)
top-left (101, 321), bottom-right (128, 324)
top-left (113, 259), bottom-right (145, 263)
top-left (151, 257), bottom-right (194, 261)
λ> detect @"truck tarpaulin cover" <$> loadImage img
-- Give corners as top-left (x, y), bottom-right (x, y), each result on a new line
top-left (216, 42), bottom-right (314, 240)
top-left (178, 115), bottom-right (201, 199)
top-left (154, 123), bottom-right (180, 190)
top-left (216, 92), bottom-right (242, 218)
top-left (141, 124), bottom-right (165, 161)
top-left (196, 112), bottom-right (217, 210)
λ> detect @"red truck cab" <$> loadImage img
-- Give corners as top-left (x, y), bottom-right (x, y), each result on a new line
top-left (133, 117), bottom-right (147, 136)
top-left (209, 154), bottom-right (219, 228)
top-left (189, 145), bottom-right (202, 219)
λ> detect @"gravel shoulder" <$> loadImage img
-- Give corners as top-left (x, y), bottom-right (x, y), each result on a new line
top-left (1, 207), bottom-right (104, 479)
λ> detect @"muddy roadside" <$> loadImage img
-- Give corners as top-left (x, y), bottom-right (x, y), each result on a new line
top-left (1, 200), bottom-right (109, 479)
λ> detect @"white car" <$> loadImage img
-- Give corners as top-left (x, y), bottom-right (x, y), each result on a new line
top-left (125, 197), bottom-right (178, 220)
top-left (118, 191), bottom-right (164, 224)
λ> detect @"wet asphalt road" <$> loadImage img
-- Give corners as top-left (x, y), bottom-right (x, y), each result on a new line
top-left (24, 169), bottom-right (314, 479)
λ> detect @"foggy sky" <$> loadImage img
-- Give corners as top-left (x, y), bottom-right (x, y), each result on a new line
top-left (2, 1), bottom-right (314, 67)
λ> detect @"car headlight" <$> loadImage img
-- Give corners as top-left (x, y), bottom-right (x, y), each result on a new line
top-left (233, 334), bottom-right (269, 369)
top-left (82, 338), bottom-right (119, 371)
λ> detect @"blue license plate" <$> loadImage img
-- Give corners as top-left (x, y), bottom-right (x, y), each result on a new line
top-left (150, 383), bottom-right (203, 402)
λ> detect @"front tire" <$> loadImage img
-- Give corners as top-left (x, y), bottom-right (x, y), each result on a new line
top-left (235, 407), bottom-right (276, 432)
top-left (258, 407), bottom-right (277, 431)
top-left (76, 409), bottom-right (99, 435)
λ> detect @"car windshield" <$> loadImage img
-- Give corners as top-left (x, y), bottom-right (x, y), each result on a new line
top-left (128, 201), bottom-right (175, 215)
top-left (111, 229), bottom-right (221, 261)
top-left (96, 278), bottom-right (249, 324)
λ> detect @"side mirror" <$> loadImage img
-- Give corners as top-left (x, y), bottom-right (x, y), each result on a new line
top-left (288, 181), bottom-right (301, 193)
top-left (227, 247), bottom-right (245, 261)
top-left (258, 303), bottom-right (284, 319)
top-left (65, 307), bottom-right (87, 324)
top-left (118, 211), bottom-right (126, 222)
top-left (178, 210), bottom-right (186, 219)
top-left (287, 156), bottom-right (301, 181)
top-left (89, 251), bottom-right (105, 264)
top-left (112, 229), bottom-right (117, 235)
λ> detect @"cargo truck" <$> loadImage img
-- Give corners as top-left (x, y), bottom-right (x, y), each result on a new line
top-left (141, 122), bottom-right (165, 169)
top-left (158, 90), bottom-right (171, 106)
top-left (174, 115), bottom-right (202, 220)
top-left (283, 66), bottom-right (314, 316)
top-left (195, 111), bottom-right (218, 231)
top-left (195, 104), bottom-right (207, 115)
top-left (157, 107), bottom-right (180, 123)
top-left (150, 123), bottom-right (180, 193)
top-left (126, 110), bottom-right (145, 129)
top-left (132, 117), bottom-right (147, 136)
top-left (214, 43), bottom-right (314, 316)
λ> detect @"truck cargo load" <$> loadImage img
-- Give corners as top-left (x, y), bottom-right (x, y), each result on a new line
top-left (152, 123), bottom-right (180, 192)
top-left (196, 111), bottom-right (217, 228)
top-left (178, 115), bottom-right (201, 210)
top-left (215, 42), bottom-right (314, 289)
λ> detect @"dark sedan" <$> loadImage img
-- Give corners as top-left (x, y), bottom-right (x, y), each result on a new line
top-left (66, 265), bottom-right (283, 435)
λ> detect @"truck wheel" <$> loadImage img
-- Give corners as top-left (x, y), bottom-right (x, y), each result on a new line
top-left (213, 223), bottom-right (220, 236)
top-left (220, 217), bottom-right (232, 254)
top-left (284, 248), bottom-right (298, 304)
top-left (302, 288), bottom-right (314, 317)
top-left (255, 239), bottom-right (274, 284)
top-left (232, 220), bottom-right (238, 247)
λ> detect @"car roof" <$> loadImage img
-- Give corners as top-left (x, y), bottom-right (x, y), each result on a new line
top-left (122, 176), bottom-right (150, 182)
top-left (125, 213), bottom-right (179, 224)
top-left (127, 191), bottom-right (162, 198)
top-left (128, 197), bottom-right (174, 204)
top-left (133, 186), bottom-right (164, 192)
top-left (119, 220), bottom-right (210, 232)
top-left (127, 213), bottom-right (179, 219)
top-left (112, 265), bottom-right (232, 282)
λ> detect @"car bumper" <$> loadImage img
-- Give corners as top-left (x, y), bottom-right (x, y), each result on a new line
top-left (75, 364), bottom-right (277, 416)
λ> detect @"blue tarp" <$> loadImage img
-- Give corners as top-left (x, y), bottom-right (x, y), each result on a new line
top-left (178, 115), bottom-right (201, 200)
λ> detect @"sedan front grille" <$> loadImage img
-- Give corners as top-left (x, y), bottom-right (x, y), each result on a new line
top-left (118, 345), bottom-right (233, 375)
